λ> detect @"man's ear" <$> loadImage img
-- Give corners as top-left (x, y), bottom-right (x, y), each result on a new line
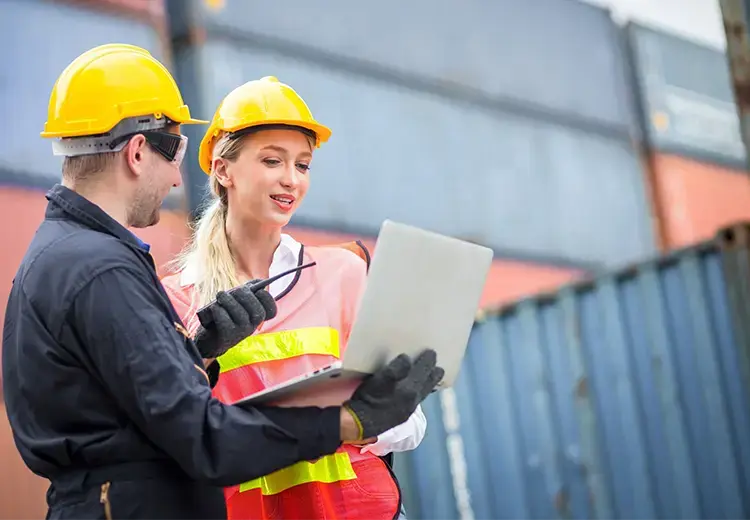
top-left (124, 134), bottom-right (148, 177)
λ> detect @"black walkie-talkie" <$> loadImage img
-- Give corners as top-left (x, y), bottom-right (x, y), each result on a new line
top-left (196, 261), bottom-right (317, 327)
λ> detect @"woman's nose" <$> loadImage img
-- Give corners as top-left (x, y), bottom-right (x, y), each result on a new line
top-left (280, 166), bottom-right (299, 188)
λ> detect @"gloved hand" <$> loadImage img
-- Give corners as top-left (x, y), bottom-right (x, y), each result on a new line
top-left (193, 281), bottom-right (277, 359)
top-left (343, 349), bottom-right (444, 440)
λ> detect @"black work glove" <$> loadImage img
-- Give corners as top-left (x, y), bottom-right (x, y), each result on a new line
top-left (343, 349), bottom-right (444, 440)
top-left (193, 281), bottom-right (277, 359)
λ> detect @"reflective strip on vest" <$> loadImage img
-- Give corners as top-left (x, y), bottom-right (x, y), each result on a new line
top-left (238, 452), bottom-right (356, 495)
top-left (217, 326), bottom-right (340, 373)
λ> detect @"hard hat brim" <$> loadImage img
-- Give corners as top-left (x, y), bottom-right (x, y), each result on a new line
top-left (181, 118), bottom-right (210, 125)
top-left (198, 120), bottom-right (332, 175)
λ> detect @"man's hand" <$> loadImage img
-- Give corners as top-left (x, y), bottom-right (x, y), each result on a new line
top-left (193, 282), bottom-right (277, 359)
top-left (342, 349), bottom-right (444, 441)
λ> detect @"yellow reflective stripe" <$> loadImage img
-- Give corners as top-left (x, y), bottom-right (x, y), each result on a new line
top-left (239, 452), bottom-right (356, 496)
top-left (218, 327), bottom-right (339, 373)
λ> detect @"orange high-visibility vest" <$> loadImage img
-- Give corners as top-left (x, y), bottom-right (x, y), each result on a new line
top-left (161, 241), bottom-right (401, 520)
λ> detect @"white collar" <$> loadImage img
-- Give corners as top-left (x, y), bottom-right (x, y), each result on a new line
top-left (179, 233), bottom-right (301, 298)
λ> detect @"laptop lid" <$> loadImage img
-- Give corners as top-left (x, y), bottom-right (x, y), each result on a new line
top-left (342, 220), bottom-right (493, 387)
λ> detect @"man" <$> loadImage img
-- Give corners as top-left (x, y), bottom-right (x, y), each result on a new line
top-left (1, 44), bottom-right (444, 519)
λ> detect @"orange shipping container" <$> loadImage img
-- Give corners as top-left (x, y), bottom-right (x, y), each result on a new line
top-left (0, 186), bottom-right (190, 519)
top-left (648, 153), bottom-right (750, 250)
top-left (54, 0), bottom-right (166, 23)
top-left (286, 226), bottom-right (584, 310)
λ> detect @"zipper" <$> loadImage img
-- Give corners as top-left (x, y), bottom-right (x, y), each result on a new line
top-left (100, 481), bottom-right (113, 520)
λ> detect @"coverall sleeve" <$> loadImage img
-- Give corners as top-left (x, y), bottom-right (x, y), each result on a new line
top-left (67, 266), bottom-right (342, 487)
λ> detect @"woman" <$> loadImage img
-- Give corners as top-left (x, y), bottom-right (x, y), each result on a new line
top-left (161, 76), bottom-right (424, 520)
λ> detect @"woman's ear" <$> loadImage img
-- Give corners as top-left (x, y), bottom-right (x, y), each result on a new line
top-left (212, 158), bottom-right (233, 188)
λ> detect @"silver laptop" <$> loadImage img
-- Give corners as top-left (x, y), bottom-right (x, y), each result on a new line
top-left (234, 219), bottom-right (494, 405)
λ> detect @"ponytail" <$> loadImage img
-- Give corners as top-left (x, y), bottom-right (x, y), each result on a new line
top-left (167, 156), bottom-right (241, 307)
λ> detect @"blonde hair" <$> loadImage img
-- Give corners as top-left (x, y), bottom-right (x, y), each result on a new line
top-left (168, 126), bottom-right (316, 306)
top-left (168, 133), bottom-right (246, 306)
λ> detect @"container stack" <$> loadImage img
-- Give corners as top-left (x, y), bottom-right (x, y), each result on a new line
top-left (625, 22), bottom-right (750, 251)
top-left (167, 0), bottom-right (659, 305)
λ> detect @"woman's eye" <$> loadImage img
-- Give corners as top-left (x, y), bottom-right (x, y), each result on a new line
top-left (263, 158), bottom-right (281, 166)
top-left (296, 163), bottom-right (311, 172)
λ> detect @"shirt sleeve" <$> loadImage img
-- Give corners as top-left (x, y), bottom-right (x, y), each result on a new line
top-left (68, 266), bottom-right (342, 487)
top-left (360, 403), bottom-right (427, 456)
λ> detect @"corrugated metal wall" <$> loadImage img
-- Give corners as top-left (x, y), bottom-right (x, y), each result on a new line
top-left (626, 22), bottom-right (746, 169)
top-left (394, 223), bottom-right (750, 519)
top-left (169, 0), bottom-right (656, 269)
top-left (0, 0), bottom-right (184, 208)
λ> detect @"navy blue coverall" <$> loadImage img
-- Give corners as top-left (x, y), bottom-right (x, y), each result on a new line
top-left (1, 184), bottom-right (343, 519)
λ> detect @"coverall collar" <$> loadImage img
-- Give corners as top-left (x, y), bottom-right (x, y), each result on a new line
top-left (45, 183), bottom-right (151, 253)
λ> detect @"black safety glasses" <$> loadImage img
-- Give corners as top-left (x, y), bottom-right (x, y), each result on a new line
top-left (109, 131), bottom-right (188, 167)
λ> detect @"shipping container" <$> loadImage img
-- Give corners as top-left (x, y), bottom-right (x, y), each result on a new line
top-left (59, 0), bottom-right (166, 21)
top-left (625, 22), bottom-right (746, 168)
top-left (168, 0), bottom-right (636, 135)
top-left (173, 39), bottom-right (655, 268)
top-left (648, 153), bottom-right (750, 250)
top-left (285, 225), bottom-right (586, 309)
top-left (0, 0), bottom-right (184, 208)
top-left (0, 185), bottom-right (190, 357)
top-left (0, 405), bottom-right (48, 519)
top-left (393, 222), bottom-right (750, 519)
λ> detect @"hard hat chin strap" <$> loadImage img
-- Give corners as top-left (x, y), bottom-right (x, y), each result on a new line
top-left (51, 115), bottom-right (172, 157)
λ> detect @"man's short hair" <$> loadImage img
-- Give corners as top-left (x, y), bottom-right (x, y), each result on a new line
top-left (61, 152), bottom-right (119, 185)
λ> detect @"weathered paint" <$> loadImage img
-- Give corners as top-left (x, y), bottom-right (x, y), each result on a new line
top-left (173, 40), bottom-right (655, 268)
top-left (648, 153), bottom-right (750, 249)
top-left (625, 22), bottom-right (747, 168)
top-left (394, 223), bottom-right (750, 519)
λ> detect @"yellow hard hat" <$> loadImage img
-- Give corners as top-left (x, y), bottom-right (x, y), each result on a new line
top-left (41, 43), bottom-right (206, 139)
top-left (198, 76), bottom-right (332, 175)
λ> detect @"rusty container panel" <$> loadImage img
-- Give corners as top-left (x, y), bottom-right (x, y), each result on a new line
top-left (286, 225), bottom-right (584, 310)
top-left (649, 153), bottom-right (750, 249)
top-left (393, 224), bottom-right (750, 519)
top-left (0, 0), bottom-right (184, 208)
top-left (174, 40), bottom-right (655, 268)
top-left (625, 22), bottom-right (746, 168)
top-left (0, 186), bottom-right (190, 517)
top-left (168, 0), bottom-right (635, 133)
top-left (0, 185), bottom-right (190, 375)
top-left (0, 405), bottom-right (49, 519)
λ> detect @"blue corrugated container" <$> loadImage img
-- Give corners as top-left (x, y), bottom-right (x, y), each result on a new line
top-left (394, 223), bottom-right (750, 519)
top-left (169, 0), bottom-right (636, 134)
top-left (0, 0), bottom-right (184, 208)
top-left (625, 22), bottom-right (746, 169)
top-left (171, 37), bottom-right (655, 268)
